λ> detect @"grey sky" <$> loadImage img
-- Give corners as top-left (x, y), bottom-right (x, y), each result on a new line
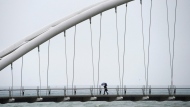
top-left (0, 0), bottom-right (190, 87)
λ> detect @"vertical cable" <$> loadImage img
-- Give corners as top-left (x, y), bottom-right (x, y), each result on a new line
top-left (72, 25), bottom-right (76, 95)
top-left (140, 0), bottom-right (147, 86)
top-left (11, 63), bottom-right (13, 97)
top-left (64, 31), bottom-right (68, 91)
top-left (89, 18), bottom-right (95, 90)
top-left (21, 57), bottom-right (23, 95)
top-left (47, 40), bottom-right (50, 94)
top-left (147, 0), bottom-right (153, 94)
top-left (97, 13), bottom-right (102, 94)
top-left (122, 3), bottom-right (127, 94)
top-left (166, 0), bottom-right (177, 86)
top-left (172, 0), bottom-right (177, 86)
top-left (166, 0), bottom-right (173, 86)
top-left (115, 7), bottom-right (121, 92)
top-left (38, 46), bottom-right (41, 96)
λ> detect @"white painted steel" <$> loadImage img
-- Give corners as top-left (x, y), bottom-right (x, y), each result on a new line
top-left (0, 0), bottom-right (133, 71)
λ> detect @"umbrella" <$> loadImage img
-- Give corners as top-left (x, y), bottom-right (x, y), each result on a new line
top-left (101, 82), bottom-right (107, 86)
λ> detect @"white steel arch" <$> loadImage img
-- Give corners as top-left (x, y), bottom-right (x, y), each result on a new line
top-left (0, 0), bottom-right (133, 71)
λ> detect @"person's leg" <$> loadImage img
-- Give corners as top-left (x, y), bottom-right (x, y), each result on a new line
top-left (106, 91), bottom-right (108, 95)
top-left (103, 90), bottom-right (105, 95)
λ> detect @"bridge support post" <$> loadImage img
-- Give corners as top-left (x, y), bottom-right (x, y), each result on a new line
top-left (167, 85), bottom-right (176, 100)
top-left (56, 86), bottom-right (70, 102)
top-left (142, 96), bottom-right (149, 100)
top-left (81, 97), bottom-right (97, 102)
top-left (29, 86), bottom-right (43, 103)
top-left (8, 87), bottom-right (15, 103)
top-left (28, 97), bottom-right (43, 103)
top-left (108, 96), bottom-right (123, 102)
top-left (55, 97), bottom-right (70, 102)
top-left (0, 98), bottom-right (15, 104)
top-left (141, 85), bottom-right (149, 100)
top-left (8, 98), bottom-right (15, 103)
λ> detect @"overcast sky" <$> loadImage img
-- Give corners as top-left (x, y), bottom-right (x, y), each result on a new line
top-left (0, 0), bottom-right (190, 88)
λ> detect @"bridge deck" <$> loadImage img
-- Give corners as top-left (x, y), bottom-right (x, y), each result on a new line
top-left (1, 86), bottom-right (190, 104)
top-left (1, 95), bottom-right (190, 104)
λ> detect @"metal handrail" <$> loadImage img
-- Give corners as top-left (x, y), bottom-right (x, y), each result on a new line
top-left (1, 86), bottom-right (190, 98)
top-left (1, 87), bottom-right (190, 91)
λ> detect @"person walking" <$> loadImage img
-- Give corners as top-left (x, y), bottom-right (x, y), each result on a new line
top-left (103, 83), bottom-right (108, 95)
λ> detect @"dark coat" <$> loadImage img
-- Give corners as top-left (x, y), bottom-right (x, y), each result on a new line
top-left (104, 85), bottom-right (108, 91)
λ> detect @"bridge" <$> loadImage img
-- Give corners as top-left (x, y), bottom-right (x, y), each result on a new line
top-left (0, 86), bottom-right (190, 103)
top-left (1, 0), bottom-right (190, 104)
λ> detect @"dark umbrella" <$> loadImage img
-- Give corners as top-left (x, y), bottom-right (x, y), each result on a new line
top-left (101, 82), bottom-right (107, 86)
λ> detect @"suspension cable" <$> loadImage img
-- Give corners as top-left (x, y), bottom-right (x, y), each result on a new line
top-left (140, 0), bottom-right (147, 86)
top-left (147, 0), bottom-right (153, 93)
top-left (11, 63), bottom-right (13, 97)
top-left (166, 0), bottom-right (173, 86)
top-left (122, 3), bottom-right (128, 93)
top-left (166, 0), bottom-right (177, 86)
top-left (38, 46), bottom-right (41, 96)
top-left (171, 0), bottom-right (177, 86)
top-left (97, 13), bottom-right (102, 93)
top-left (115, 7), bottom-right (121, 90)
top-left (21, 56), bottom-right (24, 96)
top-left (47, 40), bottom-right (50, 93)
top-left (64, 31), bottom-right (68, 90)
top-left (21, 57), bottom-right (23, 92)
top-left (89, 18), bottom-right (95, 89)
top-left (72, 25), bottom-right (76, 95)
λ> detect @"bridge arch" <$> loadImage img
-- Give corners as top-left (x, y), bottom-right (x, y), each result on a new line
top-left (0, 0), bottom-right (133, 71)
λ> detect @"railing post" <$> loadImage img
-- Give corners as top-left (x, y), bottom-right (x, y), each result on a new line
top-left (9, 87), bottom-right (11, 98)
top-left (37, 86), bottom-right (39, 97)
top-left (168, 85), bottom-right (172, 95)
top-left (174, 86), bottom-right (176, 95)
top-left (8, 86), bottom-right (15, 103)
top-left (46, 86), bottom-right (47, 96)
top-left (11, 86), bottom-right (13, 97)
top-left (149, 85), bottom-right (151, 95)
top-left (168, 85), bottom-right (171, 95)
top-left (94, 85), bottom-right (95, 96)
top-left (20, 86), bottom-right (24, 96)
top-left (142, 85), bottom-right (145, 95)
top-left (142, 85), bottom-right (149, 100)
top-left (124, 85), bottom-right (126, 95)
top-left (22, 86), bottom-right (24, 96)
top-left (99, 85), bottom-right (102, 95)
top-left (74, 85), bottom-right (76, 95)
top-left (167, 85), bottom-right (176, 100)
top-left (90, 86), bottom-right (93, 96)
top-left (48, 86), bottom-right (51, 95)
top-left (20, 86), bottom-right (21, 96)
top-left (64, 86), bottom-right (66, 96)
top-left (116, 85), bottom-right (119, 95)
top-left (168, 85), bottom-right (176, 96)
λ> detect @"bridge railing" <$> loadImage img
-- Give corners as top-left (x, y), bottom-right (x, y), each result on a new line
top-left (1, 85), bottom-right (190, 98)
